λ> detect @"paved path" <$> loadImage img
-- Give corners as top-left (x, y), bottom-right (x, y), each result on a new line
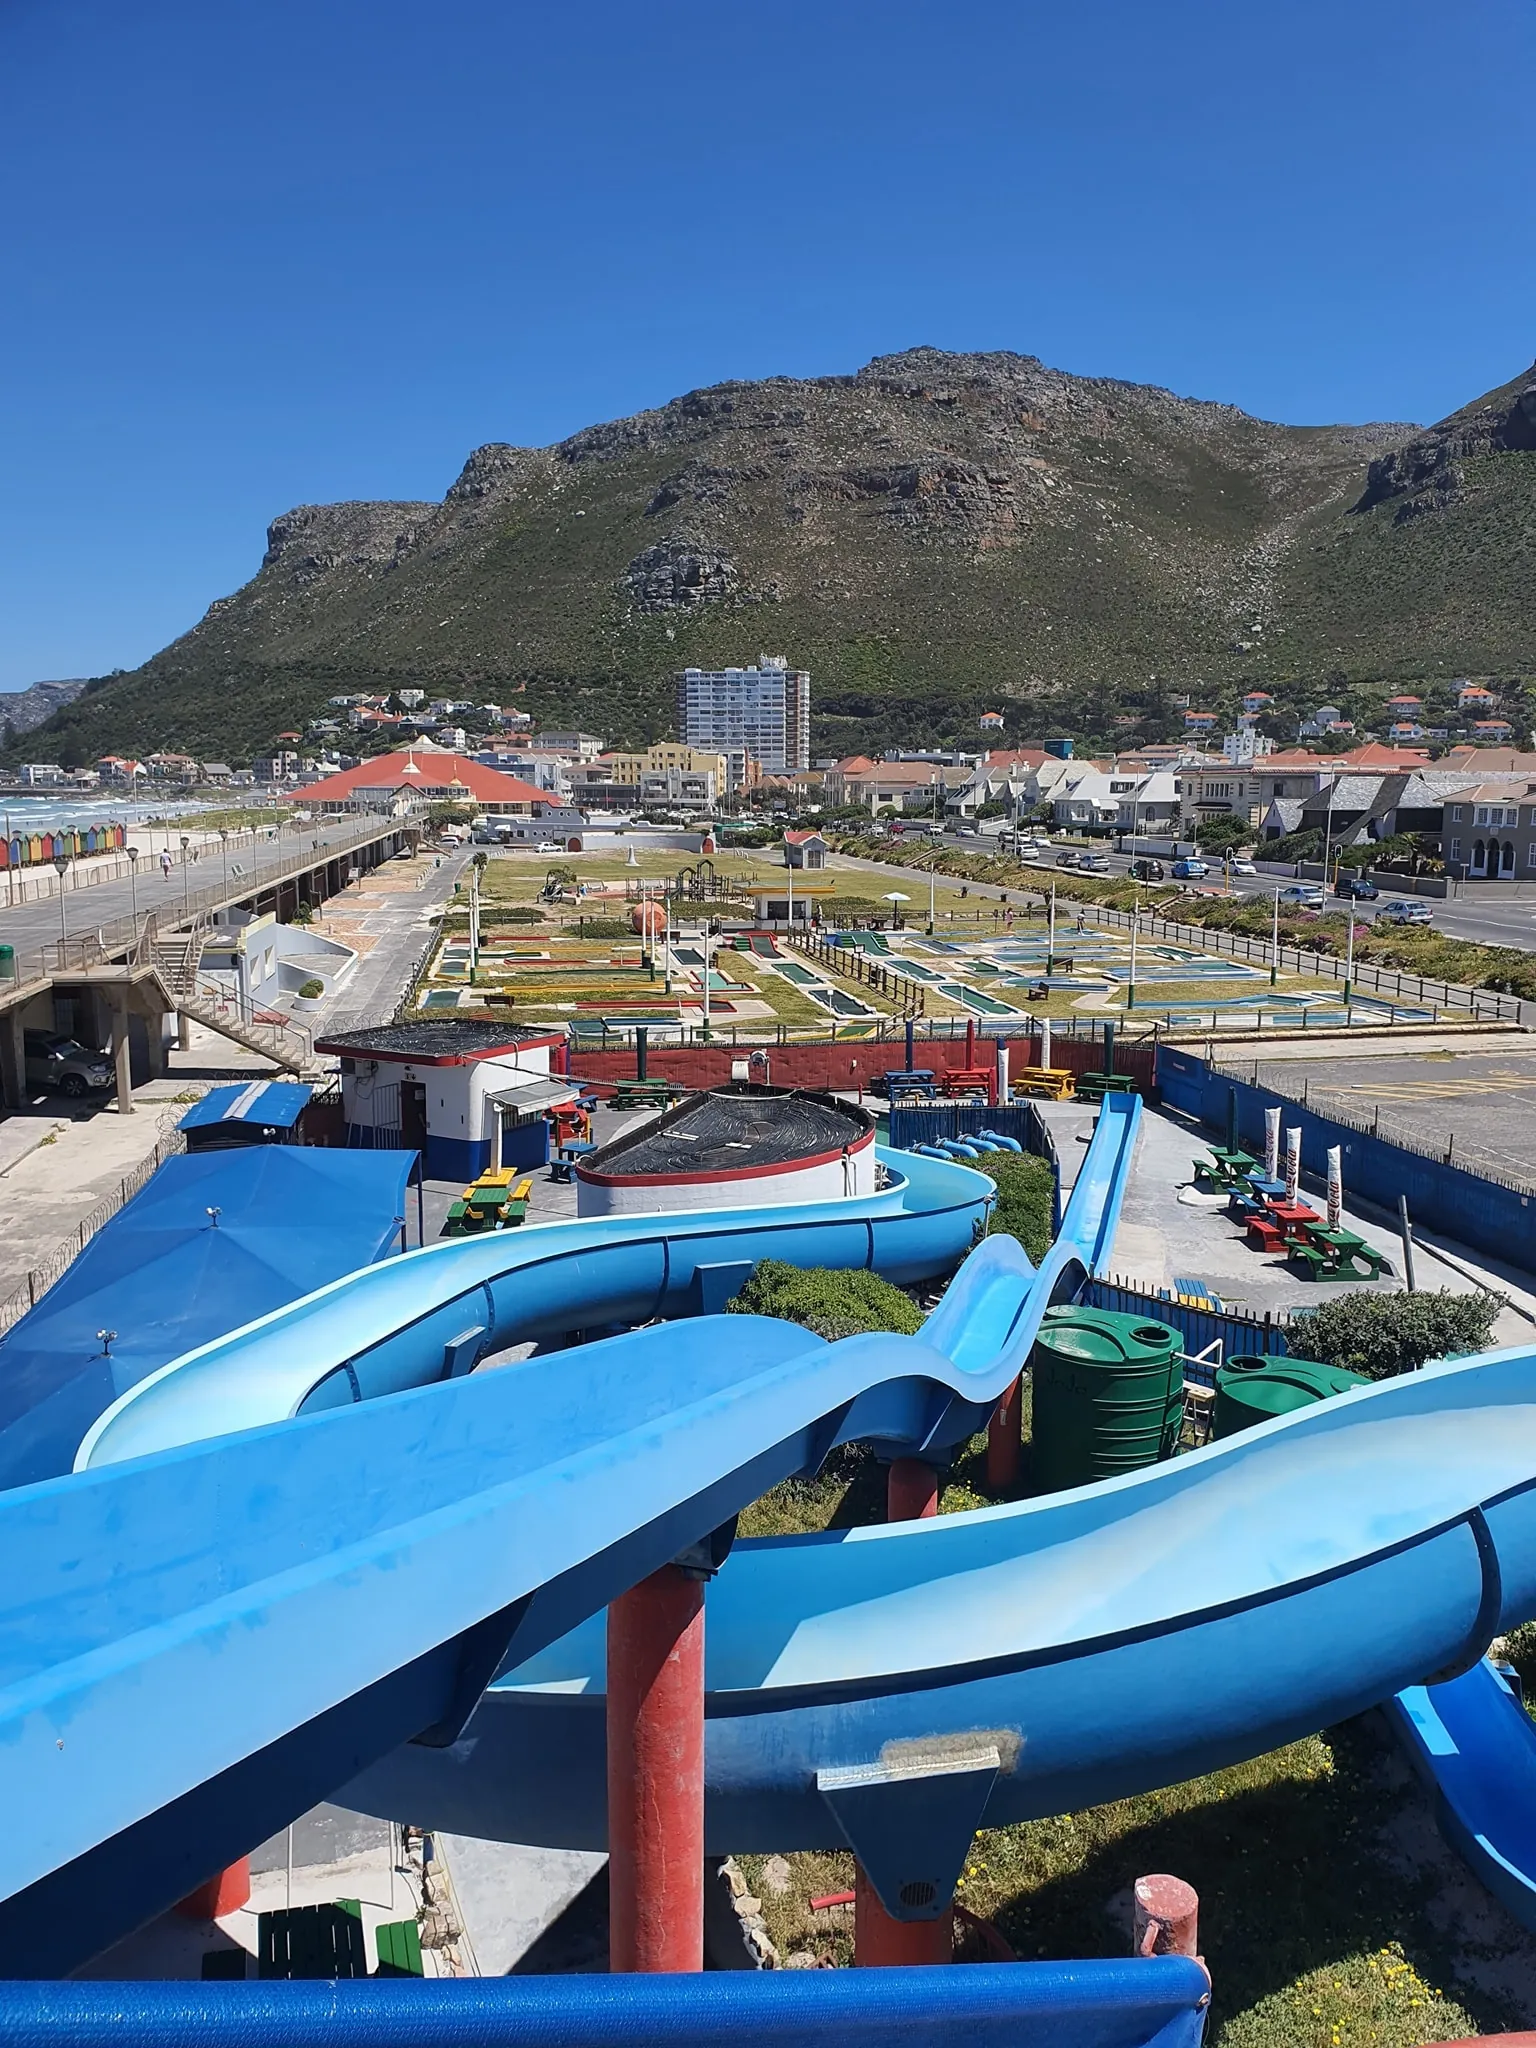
top-left (0, 812), bottom-right (406, 980)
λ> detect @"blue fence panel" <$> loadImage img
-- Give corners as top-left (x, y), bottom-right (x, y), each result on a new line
top-left (1156, 1047), bottom-right (1536, 1270)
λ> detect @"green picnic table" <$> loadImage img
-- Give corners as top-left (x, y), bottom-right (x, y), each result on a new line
top-left (1290, 1222), bottom-right (1392, 1281)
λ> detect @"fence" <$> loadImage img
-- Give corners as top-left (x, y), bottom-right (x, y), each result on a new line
top-left (0, 1111), bottom-right (187, 1339)
top-left (887, 1099), bottom-right (1060, 1235)
top-left (788, 931), bottom-right (927, 1017)
top-left (1080, 1274), bottom-right (1292, 1380)
top-left (1157, 1043), bottom-right (1536, 1270)
top-left (0, 813), bottom-right (412, 989)
top-left (840, 852), bottom-right (1528, 1026)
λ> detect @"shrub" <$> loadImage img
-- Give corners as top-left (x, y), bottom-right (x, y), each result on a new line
top-left (726, 1260), bottom-right (925, 1342)
top-left (979, 1152), bottom-right (1056, 1261)
top-left (1286, 1288), bottom-right (1500, 1381)
top-left (501, 906), bottom-right (547, 924)
top-left (297, 977), bottom-right (324, 999)
top-left (571, 916), bottom-right (634, 938)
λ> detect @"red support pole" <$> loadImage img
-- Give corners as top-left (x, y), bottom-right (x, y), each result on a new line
top-left (854, 1874), bottom-right (954, 1965)
top-left (1133, 1874), bottom-right (1200, 1957)
top-left (607, 1564), bottom-right (706, 1973)
top-left (174, 1859), bottom-right (251, 1920)
top-left (986, 1377), bottom-right (1021, 1493)
top-left (887, 1457), bottom-right (940, 1521)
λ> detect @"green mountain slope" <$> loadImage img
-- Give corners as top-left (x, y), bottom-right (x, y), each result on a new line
top-left (26, 348), bottom-right (1536, 764)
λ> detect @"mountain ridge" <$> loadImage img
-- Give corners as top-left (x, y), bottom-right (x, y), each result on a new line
top-left (20, 347), bottom-right (1536, 764)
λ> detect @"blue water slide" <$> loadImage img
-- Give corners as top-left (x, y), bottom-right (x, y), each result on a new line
top-left (0, 1109), bottom-right (1133, 1970)
top-left (1387, 1660), bottom-right (1536, 1929)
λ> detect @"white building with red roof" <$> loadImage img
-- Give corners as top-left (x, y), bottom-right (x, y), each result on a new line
top-left (287, 749), bottom-right (553, 817)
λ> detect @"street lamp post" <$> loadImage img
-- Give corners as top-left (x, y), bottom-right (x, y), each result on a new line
top-left (180, 835), bottom-right (191, 919)
top-left (127, 846), bottom-right (140, 931)
top-left (1270, 885), bottom-right (1281, 988)
top-left (52, 854), bottom-right (70, 947)
top-left (1320, 775), bottom-right (1337, 894)
top-left (1344, 907), bottom-right (1355, 1010)
top-left (1127, 887), bottom-right (1139, 1010)
top-left (219, 828), bottom-right (229, 892)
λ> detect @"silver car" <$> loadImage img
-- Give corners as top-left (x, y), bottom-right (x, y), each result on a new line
top-left (23, 1031), bottom-right (113, 1098)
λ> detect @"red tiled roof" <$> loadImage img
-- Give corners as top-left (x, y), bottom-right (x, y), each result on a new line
top-left (284, 750), bottom-right (546, 805)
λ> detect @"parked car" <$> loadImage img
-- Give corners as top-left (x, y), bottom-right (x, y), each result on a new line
top-left (23, 1031), bottom-right (113, 1099)
top-left (1129, 856), bottom-right (1166, 882)
top-left (1335, 875), bottom-right (1380, 900)
top-left (1229, 857), bottom-right (1257, 876)
top-left (535, 840), bottom-right (564, 854)
top-left (1380, 898), bottom-right (1433, 925)
top-left (1076, 853), bottom-right (1111, 872)
top-left (1278, 883), bottom-right (1325, 908)
top-left (1171, 857), bottom-right (1209, 879)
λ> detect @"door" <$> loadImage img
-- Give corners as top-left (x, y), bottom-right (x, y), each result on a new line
top-left (401, 1081), bottom-right (428, 1163)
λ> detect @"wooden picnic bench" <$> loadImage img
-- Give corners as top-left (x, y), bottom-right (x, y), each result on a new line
top-left (1075, 1071), bottom-right (1145, 1104)
top-left (1013, 1064), bottom-right (1074, 1101)
top-left (941, 1067), bottom-right (993, 1098)
top-left (611, 1078), bottom-right (686, 1111)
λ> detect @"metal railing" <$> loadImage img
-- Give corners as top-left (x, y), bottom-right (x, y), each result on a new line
top-left (0, 1110), bottom-right (188, 1338)
top-left (1, 814), bottom-right (412, 990)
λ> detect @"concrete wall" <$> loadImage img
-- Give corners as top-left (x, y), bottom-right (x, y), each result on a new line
top-left (576, 1130), bottom-right (876, 1218)
top-left (343, 1043), bottom-right (557, 1182)
top-left (1156, 1043), bottom-right (1535, 1269)
top-left (570, 1033), bottom-right (1156, 1097)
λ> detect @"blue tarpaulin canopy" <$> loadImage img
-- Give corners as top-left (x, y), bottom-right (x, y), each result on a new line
top-left (0, 1146), bottom-right (417, 1491)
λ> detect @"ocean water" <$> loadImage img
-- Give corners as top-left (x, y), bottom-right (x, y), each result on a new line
top-left (0, 794), bottom-right (208, 835)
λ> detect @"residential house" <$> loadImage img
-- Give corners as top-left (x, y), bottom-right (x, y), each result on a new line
top-left (1471, 720), bottom-right (1515, 742)
top-left (145, 751), bottom-right (200, 784)
top-left (1182, 711), bottom-right (1217, 734)
top-left (822, 756), bottom-right (968, 812)
top-left (1388, 721), bottom-right (1425, 744)
top-left (1299, 705), bottom-right (1355, 738)
top-left (95, 755), bottom-right (145, 786)
top-left (1241, 691), bottom-right (1275, 715)
top-left (1115, 770), bottom-right (1181, 837)
top-left (1386, 695), bottom-right (1423, 714)
top-left (19, 763), bottom-right (66, 787)
top-left (1456, 684), bottom-right (1497, 711)
top-left (1441, 781), bottom-right (1536, 879)
top-left (201, 764), bottom-right (234, 786)
top-left (534, 731), bottom-right (606, 760)
top-left (948, 747), bottom-right (1053, 818)
top-left (978, 711), bottom-right (1005, 733)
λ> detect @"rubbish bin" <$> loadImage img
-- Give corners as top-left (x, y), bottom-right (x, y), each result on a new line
top-left (0, 944), bottom-right (13, 982)
top-left (1029, 1305), bottom-right (1183, 1494)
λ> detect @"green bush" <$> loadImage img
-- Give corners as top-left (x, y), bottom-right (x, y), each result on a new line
top-left (979, 1151), bottom-right (1056, 1261)
top-left (570, 916), bottom-right (633, 938)
top-left (297, 977), bottom-right (324, 999)
top-left (1194, 815), bottom-right (1251, 852)
top-left (501, 905), bottom-right (548, 924)
top-left (726, 1260), bottom-right (925, 1341)
top-left (1286, 1288), bottom-right (1500, 1381)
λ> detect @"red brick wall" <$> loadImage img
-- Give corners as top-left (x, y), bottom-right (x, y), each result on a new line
top-left (571, 1033), bottom-right (1154, 1094)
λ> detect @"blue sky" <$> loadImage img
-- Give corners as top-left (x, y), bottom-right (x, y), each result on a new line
top-left (2, 0), bottom-right (1532, 691)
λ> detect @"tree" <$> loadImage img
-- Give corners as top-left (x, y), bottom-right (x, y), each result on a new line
top-left (1194, 814), bottom-right (1252, 853)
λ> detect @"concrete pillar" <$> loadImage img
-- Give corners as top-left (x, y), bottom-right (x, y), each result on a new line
top-left (111, 992), bottom-right (133, 1115)
top-left (0, 1009), bottom-right (25, 1114)
top-left (177, 1009), bottom-right (193, 1052)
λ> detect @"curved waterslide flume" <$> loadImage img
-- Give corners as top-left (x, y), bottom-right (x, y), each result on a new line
top-left (74, 1145), bottom-right (998, 1472)
top-left (1388, 1659), bottom-right (1536, 1930)
top-left (0, 1110), bottom-right (1137, 1971)
top-left (345, 1352), bottom-right (1536, 1857)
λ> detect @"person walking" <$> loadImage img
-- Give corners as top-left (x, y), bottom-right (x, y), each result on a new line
top-left (160, 849), bottom-right (172, 881)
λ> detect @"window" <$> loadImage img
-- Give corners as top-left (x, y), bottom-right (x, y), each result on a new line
top-left (1449, 838), bottom-right (1462, 861)
top-left (1450, 805), bottom-right (1464, 823)
top-left (1528, 842), bottom-right (1536, 870)
top-left (1475, 807), bottom-right (1489, 825)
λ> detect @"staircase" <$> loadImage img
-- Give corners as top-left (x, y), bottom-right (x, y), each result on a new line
top-left (140, 913), bottom-right (316, 1076)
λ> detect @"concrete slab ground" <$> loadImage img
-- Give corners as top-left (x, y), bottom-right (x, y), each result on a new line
top-left (1195, 1031), bottom-right (1536, 1191)
top-left (71, 1802), bottom-right (440, 1980)
top-left (1112, 1102), bottom-right (1536, 1346)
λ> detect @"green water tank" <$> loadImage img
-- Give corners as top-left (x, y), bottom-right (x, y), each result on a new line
top-left (1029, 1306), bottom-right (1183, 1495)
top-left (1212, 1356), bottom-right (1369, 1439)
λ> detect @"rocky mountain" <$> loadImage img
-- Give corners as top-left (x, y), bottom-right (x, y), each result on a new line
top-left (21, 348), bottom-right (1536, 764)
top-left (0, 679), bottom-right (89, 739)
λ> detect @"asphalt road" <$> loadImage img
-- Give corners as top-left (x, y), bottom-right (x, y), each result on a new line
top-left (930, 835), bottom-right (1536, 953)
